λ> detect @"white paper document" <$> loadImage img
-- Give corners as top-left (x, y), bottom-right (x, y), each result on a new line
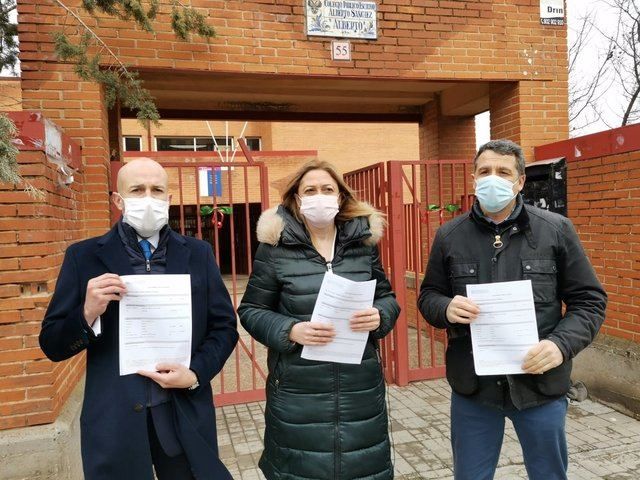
top-left (467, 280), bottom-right (539, 376)
top-left (301, 273), bottom-right (377, 365)
top-left (119, 274), bottom-right (192, 376)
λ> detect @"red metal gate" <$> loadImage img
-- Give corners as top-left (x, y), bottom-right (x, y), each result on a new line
top-left (122, 143), bottom-right (270, 405)
top-left (116, 154), bottom-right (473, 401)
top-left (345, 160), bottom-right (473, 385)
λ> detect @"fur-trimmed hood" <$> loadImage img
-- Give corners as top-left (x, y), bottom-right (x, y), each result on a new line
top-left (256, 204), bottom-right (385, 247)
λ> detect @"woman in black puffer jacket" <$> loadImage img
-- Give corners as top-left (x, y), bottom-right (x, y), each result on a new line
top-left (238, 160), bottom-right (400, 480)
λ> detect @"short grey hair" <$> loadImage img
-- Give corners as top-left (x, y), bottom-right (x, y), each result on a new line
top-left (473, 139), bottom-right (526, 176)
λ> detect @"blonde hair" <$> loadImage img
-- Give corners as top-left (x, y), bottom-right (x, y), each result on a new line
top-left (282, 160), bottom-right (382, 223)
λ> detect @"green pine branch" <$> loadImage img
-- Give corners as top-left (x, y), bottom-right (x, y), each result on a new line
top-left (0, 114), bottom-right (21, 184)
top-left (51, 0), bottom-right (216, 125)
top-left (171, 4), bottom-right (215, 40)
top-left (0, 0), bottom-right (18, 74)
top-left (53, 31), bottom-right (161, 125)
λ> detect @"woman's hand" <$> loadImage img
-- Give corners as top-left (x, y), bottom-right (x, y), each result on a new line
top-left (350, 308), bottom-right (380, 332)
top-left (290, 321), bottom-right (336, 345)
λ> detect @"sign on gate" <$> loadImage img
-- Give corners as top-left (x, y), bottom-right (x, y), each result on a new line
top-left (198, 166), bottom-right (222, 197)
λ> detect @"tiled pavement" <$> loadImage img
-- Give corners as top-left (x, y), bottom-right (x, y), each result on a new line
top-left (216, 379), bottom-right (640, 480)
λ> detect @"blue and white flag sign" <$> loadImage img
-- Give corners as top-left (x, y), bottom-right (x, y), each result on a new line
top-left (198, 167), bottom-right (222, 197)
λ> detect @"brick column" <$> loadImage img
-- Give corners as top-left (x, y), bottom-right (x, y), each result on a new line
top-left (418, 99), bottom-right (475, 209)
top-left (6, 1), bottom-right (114, 429)
top-left (490, 80), bottom-right (569, 162)
top-left (419, 98), bottom-right (476, 162)
top-left (20, 62), bottom-right (112, 237)
top-left (419, 101), bottom-right (439, 161)
top-left (0, 149), bottom-right (85, 430)
top-left (438, 115), bottom-right (476, 161)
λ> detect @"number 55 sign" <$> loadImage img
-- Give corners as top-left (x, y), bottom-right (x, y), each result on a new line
top-left (331, 40), bottom-right (351, 61)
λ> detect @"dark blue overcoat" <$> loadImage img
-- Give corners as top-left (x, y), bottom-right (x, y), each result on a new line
top-left (40, 225), bottom-right (238, 479)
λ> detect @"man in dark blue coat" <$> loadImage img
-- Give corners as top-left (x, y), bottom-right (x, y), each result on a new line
top-left (40, 158), bottom-right (238, 480)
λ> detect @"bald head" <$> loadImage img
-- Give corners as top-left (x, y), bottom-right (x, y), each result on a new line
top-left (117, 158), bottom-right (168, 193)
top-left (113, 158), bottom-right (169, 212)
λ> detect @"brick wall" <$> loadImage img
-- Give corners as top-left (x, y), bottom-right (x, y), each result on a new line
top-left (0, 150), bottom-right (85, 430)
top-left (18, 1), bottom-right (568, 81)
top-left (269, 122), bottom-right (419, 170)
top-left (19, 0), bottom-right (570, 161)
top-left (569, 150), bottom-right (640, 341)
top-left (9, 60), bottom-right (111, 431)
top-left (535, 124), bottom-right (640, 343)
top-left (18, 63), bottom-right (112, 239)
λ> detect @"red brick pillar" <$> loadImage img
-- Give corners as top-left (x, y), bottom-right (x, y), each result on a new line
top-left (490, 80), bottom-right (569, 162)
top-left (418, 99), bottom-right (475, 208)
top-left (19, 62), bottom-right (111, 237)
top-left (4, 1), bottom-right (114, 429)
top-left (419, 98), bottom-right (476, 161)
top-left (438, 115), bottom-right (476, 161)
top-left (0, 146), bottom-right (85, 430)
top-left (419, 101), bottom-right (439, 161)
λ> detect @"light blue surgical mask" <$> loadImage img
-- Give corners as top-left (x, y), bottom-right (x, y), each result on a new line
top-left (474, 175), bottom-right (519, 213)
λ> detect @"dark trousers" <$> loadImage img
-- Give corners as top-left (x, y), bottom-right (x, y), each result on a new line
top-left (147, 411), bottom-right (195, 480)
top-left (450, 392), bottom-right (568, 480)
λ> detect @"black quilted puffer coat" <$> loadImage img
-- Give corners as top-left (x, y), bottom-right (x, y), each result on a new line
top-left (238, 205), bottom-right (400, 480)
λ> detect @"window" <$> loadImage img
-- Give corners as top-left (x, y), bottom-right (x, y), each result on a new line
top-left (123, 136), bottom-right (142, 152)
top-left (245, 137), bottom-right (261, 151)
top-left (155, 136), bottom-right (234, 152)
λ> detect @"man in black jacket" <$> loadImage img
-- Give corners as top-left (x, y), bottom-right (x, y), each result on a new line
top-left (418, 140), bottom-right (607, 480)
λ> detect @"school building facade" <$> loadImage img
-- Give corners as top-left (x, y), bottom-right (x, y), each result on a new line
top-left (7, 2), bottom-right (639, 477)
top-left (4, 0), bottom-right (572, 431)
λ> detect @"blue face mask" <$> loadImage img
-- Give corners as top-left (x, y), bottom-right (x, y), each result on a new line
top-left (474, 175), bottom-right (519, 213)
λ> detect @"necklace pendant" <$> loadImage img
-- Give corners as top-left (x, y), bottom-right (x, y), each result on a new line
top-left (493, 235), bottom-right (503, 249)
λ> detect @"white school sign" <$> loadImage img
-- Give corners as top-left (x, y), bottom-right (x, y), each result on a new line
top-left (306, 0), bottom-right (377, 40)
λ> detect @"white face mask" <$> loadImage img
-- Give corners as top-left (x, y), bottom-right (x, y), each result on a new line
top-left (298, 194), bottom-right (339, 228)
top-left (119, 195), bottom-right (169, 238)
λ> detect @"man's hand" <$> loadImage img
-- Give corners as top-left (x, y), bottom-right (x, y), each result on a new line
top-left (137, 363), bottom-right (198, 389)
top-left (446, 295), bottom-right (480, 324)
top-left (522, 339), bottom-right (564, 374)
top-left (83, 273), bottom-right (127, 325)
top-left (289, 321), bottom-right (336, 346)
top-left (350, 308), bottom-right (381, 332)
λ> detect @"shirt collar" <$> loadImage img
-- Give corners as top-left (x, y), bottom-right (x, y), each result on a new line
top-left (137, 231), bottom-right (160, 249)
